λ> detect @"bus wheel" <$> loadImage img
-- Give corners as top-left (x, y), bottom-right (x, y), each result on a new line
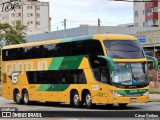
top-left (71, 91), bottom-right (81, 108)
top-left (15, 90), bottom-right (22, 104)
top-left (118, 103), bottom-right (128, 108)
top-left (23, 90), bottom-right (30, 105)
top-left (84, 91), bottom-right (92, 109)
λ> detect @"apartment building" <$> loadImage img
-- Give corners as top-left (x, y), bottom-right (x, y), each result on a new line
top-left (134, 0), bottom-right (159, 27)
top-left (0, 0), bottom-right (51, 35)
top-left (134, 2), bottom-right (145, 27)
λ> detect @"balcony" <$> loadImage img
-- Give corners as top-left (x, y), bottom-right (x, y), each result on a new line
top-left (145, 19), bottom-right (158, 27)
top-left (145, 12), bottom-right (158, 21)
top-left (145, 0), bottom-right (158, 10)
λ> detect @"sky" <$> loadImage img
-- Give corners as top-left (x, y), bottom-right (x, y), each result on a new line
top-left (40, 0), bottom-right (133, 31)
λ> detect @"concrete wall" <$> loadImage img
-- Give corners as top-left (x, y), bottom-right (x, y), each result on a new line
top-left (25, 25), bottom-right (160, 43)
top-left (25, 26), bottom-right (88, 42)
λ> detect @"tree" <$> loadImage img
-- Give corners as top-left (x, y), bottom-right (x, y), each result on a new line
top-left (0, 23), bottom-right (27, 46)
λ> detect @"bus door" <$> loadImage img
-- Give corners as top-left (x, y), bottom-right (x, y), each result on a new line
top-left (98, 68), bottom-right (110, 104)
top-left (90, 55), bottom-right (109, 104)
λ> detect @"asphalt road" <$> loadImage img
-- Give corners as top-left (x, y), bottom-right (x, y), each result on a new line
top-left (0, 97), bottom-right (160, 119)
top-left (0, 97), bottom-right (160, 111)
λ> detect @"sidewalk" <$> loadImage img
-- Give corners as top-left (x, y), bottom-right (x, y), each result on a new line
top-left (149, 94), bottom-right (160, 102)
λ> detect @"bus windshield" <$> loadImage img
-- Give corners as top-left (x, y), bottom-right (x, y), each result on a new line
top-left (103, 40), bottom-right (145, 59)
top-left (110, 63), bottom-right (148, 88)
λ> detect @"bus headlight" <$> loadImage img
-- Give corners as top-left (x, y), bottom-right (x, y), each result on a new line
top-left (143, 90), bottom-right (149, 96)
top-left (110, 90), bottom-right (122, 97)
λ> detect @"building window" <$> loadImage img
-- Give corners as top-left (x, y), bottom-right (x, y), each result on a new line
top-left (143, 10), bottom-right (145, 14)
top-left (135, 23), bottom-right (138, 26)
top-left (36, 13), bottom-right (40, 18)
top-left (143, 22), bottom-right (146, 27)
top-left (17, 5), bottom-right (21, 9)
top-left (11, 21), bottom-right (15, 25)
top-left (135, 11), bottom-right (138, 17)
top-left (146, 9), bottom-right (152, 16)
top-left (153, 7), bottom-right (158, 12)
top-left (27, 5), bottom-right (33, 9)
top-left (36, 5), bottom-right (40, 10)
top-left (27, 21), bottom-right (33, 25)
top-left (36, 21), bottom-right (40, 25)
top-left (16, 20), bottom-right (21, 24)
top-left (18, 13), bottom-right (21, 17)
top-left (27, 13), bottom-right (33, 17)
top-left (153, 20), bottom-right (158, 25)
top-left (148, 20), bottom-right (153, 26)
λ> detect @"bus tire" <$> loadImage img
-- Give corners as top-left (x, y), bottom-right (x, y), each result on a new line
top-left (84, 91), bottom-right (93, 109)
top-left (22, 90), bottom-right (30, 105)
top-left (14, 90), bottom-right (22, 104)
top-left (71, 91), bottom-right (81, 108)
top-left (118, 103), bottom-right (128, 108)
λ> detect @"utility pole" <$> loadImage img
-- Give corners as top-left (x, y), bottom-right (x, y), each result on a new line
top-left (98, 18), bottom-right (101, 34)
top-left (64, 19), bottom-right (66, 38)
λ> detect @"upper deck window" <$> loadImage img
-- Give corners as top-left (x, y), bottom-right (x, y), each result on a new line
top-left (104, 40), bottom-right (145, 59)
top-left (2, 40), bottom-right (104, 61)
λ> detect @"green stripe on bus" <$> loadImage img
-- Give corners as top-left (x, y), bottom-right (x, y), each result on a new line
top-left (48, 57), bottom-right (64, 70)
top-left (48, 84), bottom-right (70, 91)
top-left (114, 89), bottom-right (148, 95)
top-left (59, 56), bottom-right (83, 70)
top-left (49, 56), bottom-right (83, 70)
top-left (60, 35), bottom-right (93, 43)
top-left (37, 84), bottom-right (51, 91)
top-left (36, 84), bottom-right (70, 91)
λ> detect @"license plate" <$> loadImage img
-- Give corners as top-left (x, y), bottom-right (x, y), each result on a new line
top-left (130, 98), bottom-right (137, 102)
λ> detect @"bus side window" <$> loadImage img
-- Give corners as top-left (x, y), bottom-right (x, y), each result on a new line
top-left (55, 43), bottom-right (72, 57)
top-left (60, 70), bottom-right (67, 84)
top-left (71, 41), bottom-right (87, 56)
top-left (25, 47), bottom-right (32, 59)
top-left (89, 55), bottom-right (107, 68)
top-left (93, 69), bottom-right (101, 82)
top-left (60, 70), bottom-right (86, 84)
top-left (79, 70), bottom-right (87, 84)
top-left (100, 68), bottom-right (108, 83)
top-left (2, 50), bottom-right (8, 61)
top-left (87, 40), bottom-right (104, 55)
top-left (47, 71), bottom-right (60, 84)
top-left (18, 48), bottom-right (25, 60)
top-left (26, 71), bottom-right (37, 84)
top-left (26, 70), bottom-right (87, 84)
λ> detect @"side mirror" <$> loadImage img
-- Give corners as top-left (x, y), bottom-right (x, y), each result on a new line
top-left (98, 55), bottom-right (114, 71)
top-left (146, 56), bottom-right (158, 71)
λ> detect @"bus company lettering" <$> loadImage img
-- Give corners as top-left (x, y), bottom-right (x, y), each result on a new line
top-left (5, 60), bottom-right (48, 73)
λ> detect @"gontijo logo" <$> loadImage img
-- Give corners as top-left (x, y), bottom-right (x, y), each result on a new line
top-left (5, 60), bottom-right (48, 73)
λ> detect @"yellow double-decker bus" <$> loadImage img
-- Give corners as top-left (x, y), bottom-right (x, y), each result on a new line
top-left (1, 34), bottom-right (158, 108)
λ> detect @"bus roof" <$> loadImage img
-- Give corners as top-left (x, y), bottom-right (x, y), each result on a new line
top-left (2, 34), bottom-right (137, 49)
